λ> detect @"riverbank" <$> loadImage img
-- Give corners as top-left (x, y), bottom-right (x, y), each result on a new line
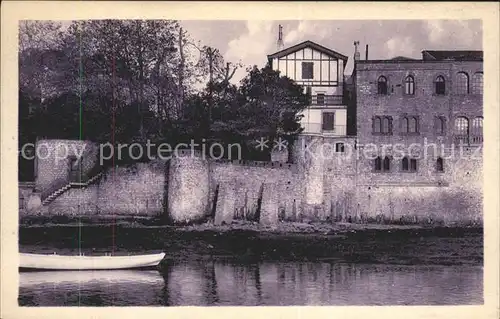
top-left (19, 221), bottom-right (483, 266)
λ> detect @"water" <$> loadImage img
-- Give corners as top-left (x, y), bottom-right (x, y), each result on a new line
top-left (19, 261), bottom-right (483, 306)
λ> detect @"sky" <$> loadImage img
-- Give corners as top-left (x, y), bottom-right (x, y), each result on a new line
top-left (180, 20), bottom-right (483, 83)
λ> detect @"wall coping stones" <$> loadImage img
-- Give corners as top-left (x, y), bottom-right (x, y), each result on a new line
top-left (211, 159), bottom-right (298, 171)
top-left (359, 181), bottom-right (450, 187)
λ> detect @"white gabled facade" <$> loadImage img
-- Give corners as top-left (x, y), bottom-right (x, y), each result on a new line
top-left (268, 40), bottom-right (349, 136)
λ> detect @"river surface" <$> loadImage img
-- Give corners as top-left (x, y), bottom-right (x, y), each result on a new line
top-left (19, 261), bottom-right (482, 306)
top-left (18, 226), bottom-right (483, 306)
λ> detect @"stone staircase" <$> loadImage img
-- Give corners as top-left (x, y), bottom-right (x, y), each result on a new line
top-left (41, 172), bottom-right (103, 205)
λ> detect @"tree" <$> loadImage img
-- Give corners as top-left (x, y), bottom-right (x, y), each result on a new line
top-left (179, 65), bottom-right (307, 160)
top-left (237, 65), bottom-right (307, 158)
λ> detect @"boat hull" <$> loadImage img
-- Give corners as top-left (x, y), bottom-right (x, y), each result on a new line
top-left (19, 253), bottom-right (166, 270)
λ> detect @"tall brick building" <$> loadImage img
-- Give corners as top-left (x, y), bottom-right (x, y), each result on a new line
top-left (354, 49), bottom-right (483, 185)
top-left (351, 48), bottom-right (483, 222)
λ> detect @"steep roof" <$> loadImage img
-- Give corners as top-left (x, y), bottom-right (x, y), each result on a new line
top-left (422, 50), bottom-right (483, 61)
top-left (267, 40), bottom-right (348, 62)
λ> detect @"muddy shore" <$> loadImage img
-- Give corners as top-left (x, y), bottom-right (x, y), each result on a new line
top-left (19, 219), bottom-right (483, 266)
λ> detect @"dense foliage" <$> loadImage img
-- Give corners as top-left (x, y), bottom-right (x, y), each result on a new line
top-left (19, 20), bottom-right (308, 179)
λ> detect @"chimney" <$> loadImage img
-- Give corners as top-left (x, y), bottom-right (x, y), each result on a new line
top-left (365, 44), bottom-right (369, 60)
top-left (277, 25), bottom-right (284, 51)
top-left (354, 41), bottom-right (360, 61)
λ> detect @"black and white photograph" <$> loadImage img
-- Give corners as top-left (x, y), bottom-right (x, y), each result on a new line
top-left (1, 1), bottom-right (499, 317)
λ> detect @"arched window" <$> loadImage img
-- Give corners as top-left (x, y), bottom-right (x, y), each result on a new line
top-left (373, 116), bottom-right (382, 133)
top-left (472, 116), bottom-right (483, 133)
top-left (401, 116), bottom-right (418, 134)
top-left (454, 116), bottom-right (469, 145)
top-left (436, 157), bottom-right (444, 172)
top-left (373, 116), bottom-right (392, 134)
top-left (471, 116), bottom-right (483, 144)
top-left (382, 117), bottom-right (392, 134)
top-left (455, 72), bottom-right (469, 94)
top-left (410, 158), bottom-right (418, 171)
top-left (402, 117), bottom-right (409, 133)
top-left (374, 156), bottom-right (382, 171)
top-left (472, 72), bottom-right (483, 94)
top-left (401, 156), bottom-right (409, 171)
top-left (455, 116), bottom-right (469, 134)
top-left (435, 76), bottom-right (445, 95)
top-left (377, 76), bottom-right (388, 95)
top-left (404, 76), bottom-right (415, 95)
top-left (435, 116), bottom-right (446, 135)
top-left (383, 156), bottom-right (391, 171)
top-left (408, 117), bottom-right (418, 133)
top-left (470, 116), bottom-right (483, 144)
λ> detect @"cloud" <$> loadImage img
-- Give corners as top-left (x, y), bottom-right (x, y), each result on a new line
top-left (219, 20), bottom-right (482, 83)
top-left (425, 20), bottom-right (481, 47)
top-left (284, 21), bottom-right (329, 45)
top-left (385, 36), bottom-right (417, 58)
top-left (224, 21), bottom-right (275, 84)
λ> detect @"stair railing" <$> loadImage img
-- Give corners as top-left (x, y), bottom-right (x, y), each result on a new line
top-left (41, 176), bottom-right (69, 202)
top-left (42, 164), bottom-right (104, 203)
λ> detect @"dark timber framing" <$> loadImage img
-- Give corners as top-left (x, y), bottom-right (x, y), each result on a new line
top-left (268, 40), bottom-right (346, 86)
top-left (268, 40), bottom-right (349, 62)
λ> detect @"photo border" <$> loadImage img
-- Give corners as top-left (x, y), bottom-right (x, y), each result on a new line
top-left (2, 1), bottom-right (499, 318)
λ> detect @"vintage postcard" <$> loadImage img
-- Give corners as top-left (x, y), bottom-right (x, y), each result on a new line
top-left (1, 1), bottom-right (499, 319)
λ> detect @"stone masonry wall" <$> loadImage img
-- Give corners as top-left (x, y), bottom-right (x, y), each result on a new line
top-left (210, 160), bottom-right (302, 223)
top-left (30, 159), bottom-right (167, 218)
top-left (35, 140), bottom-right (99, 192)
top-left (22, 134), bottom-right (482, 226)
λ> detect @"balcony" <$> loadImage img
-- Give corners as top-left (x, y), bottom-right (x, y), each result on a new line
top-left (301, 123), bottom-right (347, 136)
top-left (310, 95), bottom-right (344, 106)
top-left (454, 134), bottom-right (483, 146)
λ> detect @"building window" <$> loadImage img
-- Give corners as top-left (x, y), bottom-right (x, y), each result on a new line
top-left (322, 112), bottom-right (335, 131)
top-left (373, 116), bottom-right (393, 134)
top-left (383, 156), bottom-right (391, 171)
top-left (374, 156), bottom-right (391, 172)
top-left (402, 157), bottom-right (409, 171)
top-left (302, 62), bottom-right (314, 79)
top-left (472, 72), bottom-right (483, 95)
top-left (455, 72), bottom-right (469, 94)
top-left (404, 76), bottom-right (415, 95)
top-left (436, 157), bottom-right (444, 172)
top-left (373, 117), bottom-right (382, 133)
top-left (410, 158), bottom-right (417, 172)
top-left (335, 142), bottom-right (345, 153)
top-left (382, 116), bottom-right (393, 134)
top-left (472, 116), bottom-right (483, 133)
top-left (435, 116), bottom-right (446, 135)
top-left (471, 116), bottom-right (483, 144)
top-left (454, 116), bottom-right (469, 145)
top-left (435, 76), bottom-right (445, 95)
top-left (377, 76), bottom-right (388, 95)
top-left (316, 93), bottom-right (325, 105)
top-left (401, 116), bottom-right (419, 134)
top-left (374, 156), bottom-right (382, 171)
top-left (401, 157), bottom-right (417, 172)
top-left (455, 116), bottom-right (469, 134)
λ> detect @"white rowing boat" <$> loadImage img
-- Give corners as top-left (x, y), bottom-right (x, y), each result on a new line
top-left (19, 252), bottom-right (166, 270)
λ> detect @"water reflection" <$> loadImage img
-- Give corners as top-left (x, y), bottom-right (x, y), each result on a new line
top-left (19, 261), bottom-right (483, 306)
